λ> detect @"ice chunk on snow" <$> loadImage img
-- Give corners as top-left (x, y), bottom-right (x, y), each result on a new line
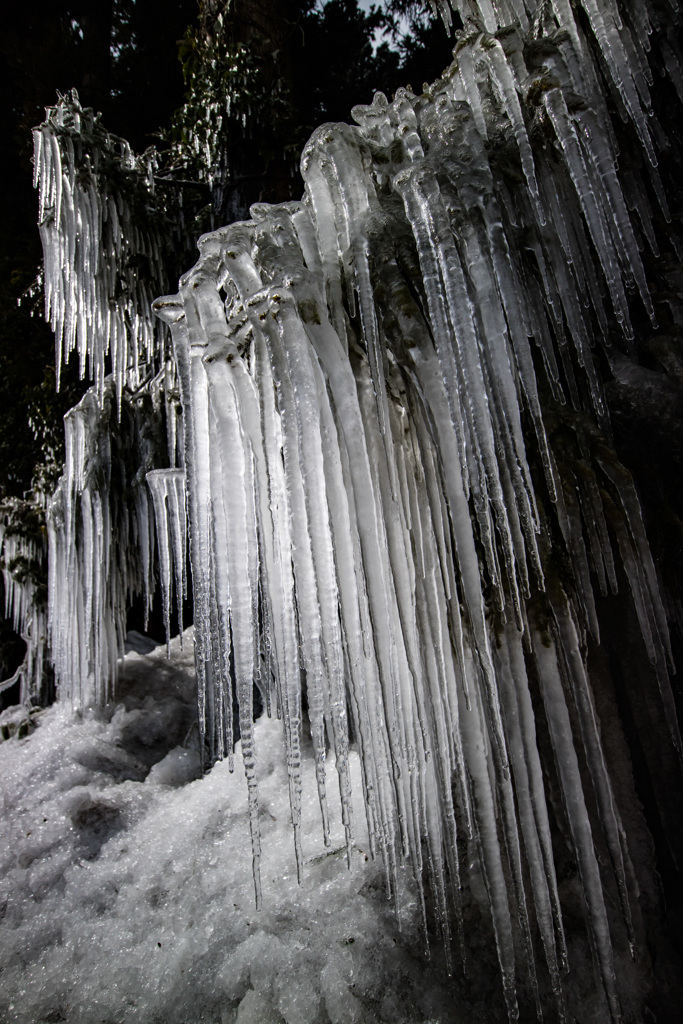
top-left (146, 744), bottom-right (201, 787)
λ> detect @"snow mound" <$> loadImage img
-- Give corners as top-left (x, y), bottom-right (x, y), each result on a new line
top-left (0, 633), bottom-right (462, 1024)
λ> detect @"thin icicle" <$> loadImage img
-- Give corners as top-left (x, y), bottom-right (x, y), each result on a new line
top-left (146, 469), bottom-right (187, 653)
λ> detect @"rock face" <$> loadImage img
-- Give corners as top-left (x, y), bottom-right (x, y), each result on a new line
top-left (14, 1), bottom-right (683, 1020)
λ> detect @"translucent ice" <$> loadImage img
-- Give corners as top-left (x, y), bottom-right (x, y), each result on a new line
top-left (29, 3), bottom-right (682, 1021)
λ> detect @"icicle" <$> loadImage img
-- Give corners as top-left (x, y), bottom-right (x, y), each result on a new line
top-left (533, 627), bottom-right (622, 1023)
top-left (579, 0), bottom-right (657, 164)
top-left (543, 88), bottom-right (632, 333)
top-left (552, 599), bottom-right (635, 951)
top-left (0, 506), bottom-right (48, 705)
top-left (34, 92), bottom-right (173, 406)
top-left (204, 350), bottom-right (264, 903)
top-left (47, 380), bottom-right (167, 706)
top-left (146, 469), bottom-right (187, 653)
top-left (259, 295), bottom-right (355, 856)
top-left (459, 653), bottom-right (519, 1021)
top-left (482, 36), bottom-right (544, 222)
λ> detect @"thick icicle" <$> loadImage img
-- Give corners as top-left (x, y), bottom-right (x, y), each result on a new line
top-left (146, 469), bottom-right (187, 653)
top-left (33, 94), bottom-right (174, 406)
top-left (47, 381), bottom-right (168, 706)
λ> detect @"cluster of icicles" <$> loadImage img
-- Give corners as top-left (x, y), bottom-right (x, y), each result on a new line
top-left (46, 374), bottom-right (186, 706)
top-left (33, 96), bottom-right (170, 405)
top-left (38, 0), bottom-right (683, 1021)
top-left (0, 513), bottom-right (47, 703)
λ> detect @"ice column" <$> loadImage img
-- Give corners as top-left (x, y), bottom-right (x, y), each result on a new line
top-left (47, 382), bottom-right (160, 706)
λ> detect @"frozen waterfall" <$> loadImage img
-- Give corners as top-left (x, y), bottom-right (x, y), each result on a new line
top-left (24, 1), bottom-right (683, 1021)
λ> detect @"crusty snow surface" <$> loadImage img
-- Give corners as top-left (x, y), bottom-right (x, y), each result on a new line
top-left (0, 633), bottom-right (462, 1024)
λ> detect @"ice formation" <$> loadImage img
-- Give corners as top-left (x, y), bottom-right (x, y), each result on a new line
top-left (146, 468), bottom-right (188, 652)
top-left (0, 505), bottom-right (47, 703)
top-left (23, 0), bottom-right (683, 1021)
top-left (47, 383), bottom-right (163, 706)
top-left (33, 96), bottom-right (180, 403)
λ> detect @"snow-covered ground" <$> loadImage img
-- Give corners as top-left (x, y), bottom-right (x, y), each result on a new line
top-left (0, 633), bottom-right (463, 1024)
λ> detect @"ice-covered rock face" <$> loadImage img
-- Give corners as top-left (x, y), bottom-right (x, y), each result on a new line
top-left (33, 1), bottom-right (683, 1021)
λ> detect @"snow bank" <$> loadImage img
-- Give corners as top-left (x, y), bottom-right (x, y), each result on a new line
top-left (0, 634), bottom-right (461, 1024)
